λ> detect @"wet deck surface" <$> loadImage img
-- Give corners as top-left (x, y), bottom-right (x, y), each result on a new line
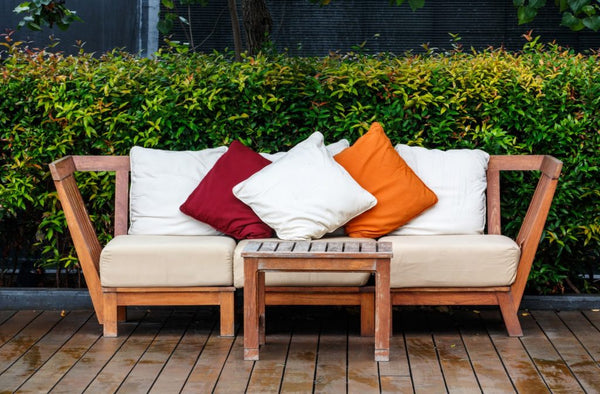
top-left (1, 306), bottom-right (599, 393)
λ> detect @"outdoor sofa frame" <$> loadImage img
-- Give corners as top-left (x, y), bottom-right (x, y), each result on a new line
top-left (49, 154), bottom-right (562, 337)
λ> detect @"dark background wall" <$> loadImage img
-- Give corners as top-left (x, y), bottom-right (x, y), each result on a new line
top-left (1, 0), bottom-right (141, 55)
top-left (1, 0), bottom-right (599, 57)
top-left (166, 0), bottom-right (600, 55)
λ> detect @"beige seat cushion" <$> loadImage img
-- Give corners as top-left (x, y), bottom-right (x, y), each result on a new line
top-left (100, 235), bottom-right (235, 287)
top-left (378, 235), bottom-right (520, 288)
top-left (233, 238), bottom-right (373, 288)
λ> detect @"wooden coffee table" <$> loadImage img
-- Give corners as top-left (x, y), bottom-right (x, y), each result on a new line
top-left (242, 240), bottom-right (392, 361)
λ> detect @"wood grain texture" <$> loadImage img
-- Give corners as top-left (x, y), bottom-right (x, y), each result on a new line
top-left (518, 311), bottom-right (584, 392)
top-left (17, 314), bottom-right (100, 393)
top-left (84, 310), bottom-right (170, 393)
top-left (0, 311), bottom-right (63, 374)
top-left (0, 311), bottom-right (90, 392)
top-left (475, 311), bottom-right (549, 393)
top-left (180, 331), bottom-right (235, 393)
top-left (559, 310), bottom-right (600, 362)
top-left (150, 310), bottom-right (214, 393)
top-left (0, 307), bottom-right (598, 392)
top-left (0, 310), bottom-right (41, 348)
top-left (532, 310), bottom-right (600, 392)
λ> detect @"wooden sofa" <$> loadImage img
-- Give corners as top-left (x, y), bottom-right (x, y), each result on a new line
top-left (49, 154), bottom-right (561, 338)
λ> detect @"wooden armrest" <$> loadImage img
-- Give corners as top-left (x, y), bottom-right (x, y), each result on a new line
top-left (487, 155), bottom-right (562, 308)
top-left (48, 155), bottom-right (130, 324)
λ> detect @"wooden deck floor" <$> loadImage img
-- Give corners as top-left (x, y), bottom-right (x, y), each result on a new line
top-left (1, 305), bottom-right (600, 393)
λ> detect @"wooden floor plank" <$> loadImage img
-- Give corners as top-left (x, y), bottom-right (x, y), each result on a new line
top-left (314, 332), bottom-right (348, 393)
top-left (0, 310), bottom-right (90, 392)
top-left (244, 333), bottom-right (291, 394)
top-left (50, 310), bottom-right (145, 393)
top-left (0, 310), bottom-right (16, 327)
top-left (480, 310), bottom-right (547, 393)
top-left (518, 311), bottom-right (585, 393)
top-left (150, 311), bottom-right (214, 393)
top-left (84, 310), bottom-right (170, 393)
top-left (0, 311), bottom-right (61, 374)
top-left (379, 333), bottom-right (413, 394)
top-left (212, 329), bottom-right (253, 394)
top-left (401, 309), bottom-right (447, 393)
top-left (0, 310), bottom-right (41, 348)
top-left (451, 309), bottom-right (517, 393)
top-left (558, 310), bottom-right (600, 362)
top-left (380, 307), bottom-right (412, 393)
top-left (279, 330), bottom-right (318, 393)
top-left (117, 310), bottom-right (195, 393)
top-left (380, 375), bottom-right (414, 394)
top-left (180, 330), bottom-right (236, 393)
top-left (583, 309), bottom-right (600, 331)
top-left (532, 310), bottom-right (600, 393)
top-left (313, 309), bottom-right (349, 394)
top-left (16, 315), bottom-right (100, 393)
top-left (1, 307), bottom-right (598, 392)
top-left (426, 309), bottom-right (482, 393)
top-left (347, 335), bottom-right (380, 394)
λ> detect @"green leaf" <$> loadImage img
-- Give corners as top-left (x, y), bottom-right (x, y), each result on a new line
top-left (13, 4), bottom-right (31, 14)
top-left (27, 21), bottom-right (42, 31)
top-left (581, 5), bottom-right (596, 15)
top-left (157, 19), bottom-right (173, 34)
top-left (178, 15), bottom-right (190, 25)
top-left (555, 0), bottom-right (569, 12)
top-left (568, 0), bottom-right (591, 14)
top-left (561, 11), bottom-right (586, 29)
top-left (161, 0), bottom-right (175, 9)
top-left (582, 15), bottom-right (600, 30)
top-left (530, 0), bottom-right (547, 8)
top-left (514, 0), bottom-right (525, 6)
top-left (407, 0), bottom-right (425, 11)
top-left (517, 6), bottom-right (539, 24)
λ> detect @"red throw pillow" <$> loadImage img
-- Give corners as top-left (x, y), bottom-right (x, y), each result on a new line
top-left (334, 122), bottom-right (438, 238)
top-left (180, 141), bottom-right (273, 239)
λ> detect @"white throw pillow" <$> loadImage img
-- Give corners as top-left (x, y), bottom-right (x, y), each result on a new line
top-left (233, 132), bottom-right (377, 240)
top-left (260, 138), bottom-right (349, 161)
top-left (391, 145), bottom-right (490, 235)
top-left (129, 146), bottom-right (227, 235)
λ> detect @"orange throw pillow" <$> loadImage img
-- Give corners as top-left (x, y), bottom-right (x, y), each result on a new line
top-left (334, 122), bottom-right (438, 238)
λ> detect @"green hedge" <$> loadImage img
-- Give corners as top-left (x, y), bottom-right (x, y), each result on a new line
top-left (1, 38), bottom-right (598, 293)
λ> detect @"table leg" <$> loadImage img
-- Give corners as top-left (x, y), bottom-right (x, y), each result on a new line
top-left (258, 270), bottom-right (266, 345)
top-left (244, 257), bottom-right (259, 360)
top-left (375, 258), bottom-right (390, 362)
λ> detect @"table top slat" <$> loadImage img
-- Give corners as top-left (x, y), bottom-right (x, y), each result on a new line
top-left (259, 241), bottom-right (279, 252)
top-left (244, 242), bottom-right (261, 253)
top-left (309, 243), bottom-right (327, 253)
top-left (293, 241), bottom-right (310, 252)
top-left (361, 242), bottom-right (376, 253)
top-left (377, 242), bottom-right (393, 253)
top-left (326, 242), bottom-right (343, 253)
top-left (276, 242), bottom-right (295, 252)
top-left (242, 241), bottom-right (392, 259)
top-left (344, 242), bottom-right (360, 253)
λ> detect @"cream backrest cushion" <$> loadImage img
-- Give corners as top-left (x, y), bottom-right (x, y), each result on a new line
top-left (392, 145), bottom-right (490, 235)
top-left (129, 146), bottom-right (227, 235)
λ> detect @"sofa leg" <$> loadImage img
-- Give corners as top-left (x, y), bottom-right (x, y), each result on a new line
top-left (497, 292), bottom-right (523, 337)
top-left (219, 292), bottom-right (235, 337)
top-left (360, 292), bottom-right (375, 337)
top-left (103, 292), bottom-right (118, 337)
